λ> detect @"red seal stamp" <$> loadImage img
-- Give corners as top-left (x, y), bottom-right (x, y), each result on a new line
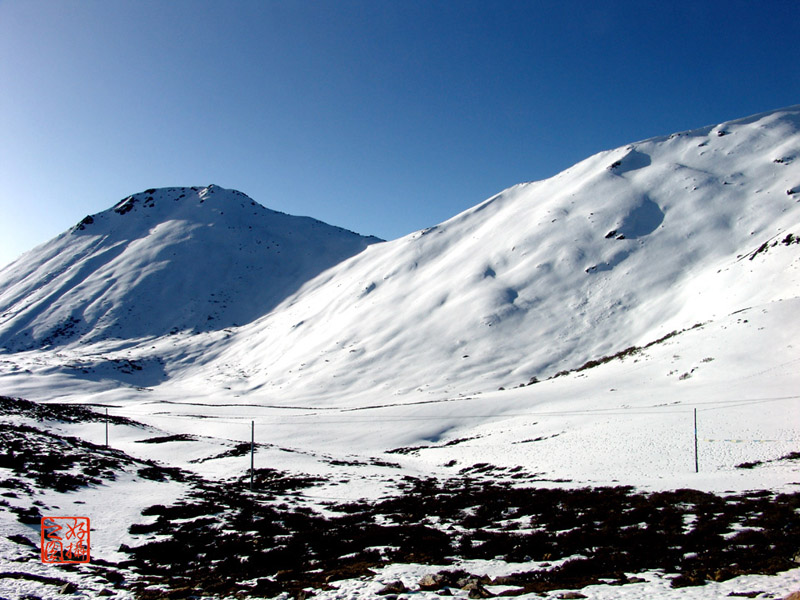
top-left (41, 517), bottom-right (90, 563)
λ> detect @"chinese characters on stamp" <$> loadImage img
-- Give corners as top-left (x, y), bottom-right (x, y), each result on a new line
top-left (41, 517), bottom-right (90, 563)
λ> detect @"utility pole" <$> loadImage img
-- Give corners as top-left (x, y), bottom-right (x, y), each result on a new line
top-left (694, 408), bottom-right (699, 473)
top-left (105, 408), bottom-right (109, 448)
top-left (250, 420), bottom-right (254, 492)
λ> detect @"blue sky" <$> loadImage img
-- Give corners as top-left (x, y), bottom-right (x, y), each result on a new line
top-left (1, 0), bottom-right (798, 267)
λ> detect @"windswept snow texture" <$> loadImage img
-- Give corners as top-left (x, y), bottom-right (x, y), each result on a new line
top-left (0, 185), bottom-right (380, 350)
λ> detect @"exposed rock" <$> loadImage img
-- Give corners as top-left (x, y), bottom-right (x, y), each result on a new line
top-left (60, 582), bottom-right (78, 594)
top-left (74, 215), bottom-right (94, 230)
top-left (378, 580), bottom-right (408, 595)
top-left (418, 573), bottom-right (445, 590)
top-left (462, 580), bottom-right (493, 598)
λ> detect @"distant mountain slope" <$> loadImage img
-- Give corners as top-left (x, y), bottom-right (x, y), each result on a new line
top-left (196, 106), bottom-right (800, 402)
top-left (0, 185), bottom-right (380, 350)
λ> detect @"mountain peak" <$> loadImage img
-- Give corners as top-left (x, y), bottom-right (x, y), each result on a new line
top-left (1, 185), bottom-right (380, 350)
top-left (73, 185), bottom-right (258, 229)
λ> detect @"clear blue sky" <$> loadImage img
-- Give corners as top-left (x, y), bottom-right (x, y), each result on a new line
top-left (1, 0), bottom-right (798, 267)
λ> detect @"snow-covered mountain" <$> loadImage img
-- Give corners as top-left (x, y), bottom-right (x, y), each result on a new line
top-left (2, 107), bottom-right (800, 600)
top-left (1, 107), bottom-right (799, 407)
top-left (0, 185), bottom-right (380, 350)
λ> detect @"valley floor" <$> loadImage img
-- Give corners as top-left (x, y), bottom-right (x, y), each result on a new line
top-left (2, 396), bottom-right (799, 600)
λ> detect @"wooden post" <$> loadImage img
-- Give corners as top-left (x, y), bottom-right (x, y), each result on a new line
top-left (105, 408), bottom-right (109, 448)
top-left (250, 420), bottom-right (254, 492)
top-left (694, 408), bottom-right (698, 473)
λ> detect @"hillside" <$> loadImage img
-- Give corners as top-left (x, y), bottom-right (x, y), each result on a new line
top-left (187, 105), bottom-right (800, 404)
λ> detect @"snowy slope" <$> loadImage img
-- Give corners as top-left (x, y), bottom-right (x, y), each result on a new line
top-left (0, 184), bottom-right (380, 351)
top-left (185, 105), bottom-right (800, 404)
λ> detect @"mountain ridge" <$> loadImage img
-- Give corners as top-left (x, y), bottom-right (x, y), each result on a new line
top-left (1, 106), bottom-right (799, 406)
top-left (186, 105), bottom-right (799, 404)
